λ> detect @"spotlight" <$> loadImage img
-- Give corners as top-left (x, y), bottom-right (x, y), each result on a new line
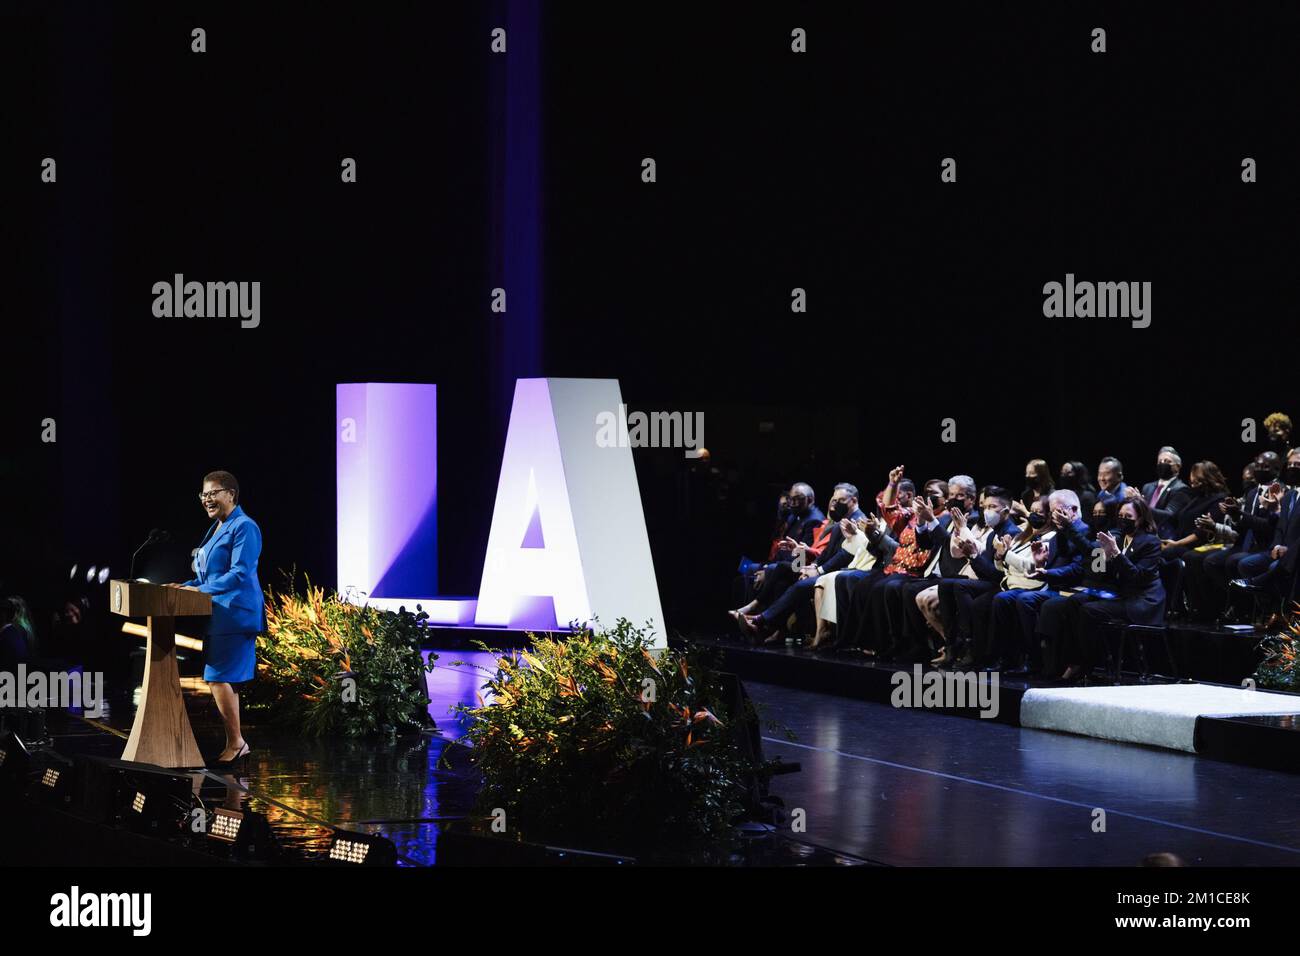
top-left (31, 753), bottom-right (76, 808)
top-left (117, 767), bottom-right (194, 836)
top-left (325, 828), bottom-right (397, 866)
top-left (86, 566), bottom-right (97, 583)
top-left (97, 567), bottom-right (110, 584)
top-left (69, 564), bottom-right (78, 580)
top-left (205, 807), bottom-right (275, 859)
top-left (210, 807), bottom-right (240, 841)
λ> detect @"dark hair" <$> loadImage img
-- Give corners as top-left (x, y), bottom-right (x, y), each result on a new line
top-left (1099, 456), bottom-right (1124, 479)
top-left (1120, 496), bottom-right (1158, 534)
top-left (1060, 460), bottom-right (1097, 493)
top-left (1190, 460), bottom-right (1228, 495)
top-left (897, 479), bottom-right (916, 496)
top-left (982, 485), bottom-right (1013, 508)
top-left (923, 479), bottom-right (949, 502)
top-left (1024, 459), bottom-right (1054, 494)
top-left (203, 470), bottom-right (240, 504)
top-left (833, 482), bottom-right (859, 500)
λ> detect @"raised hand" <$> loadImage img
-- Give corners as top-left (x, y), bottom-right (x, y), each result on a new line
top-left (1097, 530), bottom-right (1119, 558)
top-left (888, 464), bottom-right (906, 485)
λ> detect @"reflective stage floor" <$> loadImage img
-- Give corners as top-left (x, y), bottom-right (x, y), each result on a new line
top-left (23, 650), bottom-right (1300, 866)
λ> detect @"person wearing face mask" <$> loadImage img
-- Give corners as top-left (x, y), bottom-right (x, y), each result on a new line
top-left (1058, 461), bottom-right (1098, 517)
top-left (1228, 447), bottom-right (1300, 608)
top-left (1141, 447), bottom-right (1192, 539)
top-left (1201, 451), bottom-right (1284, 622)
top-left (995, 489), bottom-right (1094, 674)
top-left (734, 482), bottom-right (824, 620)
top-left (1035, 498), bottom-right (1165, 683)
top-left (1265, 412), bottom-right (1293, 462)
top-left (1020, 459), bottom-right (1055, 510)
top-left (929, 487), bottom-right (1022, 667)
top-left (1159, 461), bottom-right (1229, 561)
top-left (871, 475), bottom-right (979, 662)
top-left (841, 475), bottom-right (947, 655)
top-left (970, 495), bottom-right (1059, 668)
top-left (739, 483), bottom-right (863, 643)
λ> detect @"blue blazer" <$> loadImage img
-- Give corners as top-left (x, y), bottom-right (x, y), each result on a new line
top-left (184, 504), bottom-right (265, 635)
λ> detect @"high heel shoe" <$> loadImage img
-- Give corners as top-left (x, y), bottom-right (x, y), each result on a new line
top-left (208, 741), bottom-right (251, 770)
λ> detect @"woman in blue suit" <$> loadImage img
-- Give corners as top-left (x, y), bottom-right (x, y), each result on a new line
top-left (167, 470), bottom-right (264, 768)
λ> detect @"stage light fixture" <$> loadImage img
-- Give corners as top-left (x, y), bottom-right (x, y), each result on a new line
top-left (325, 828), bottom-right (397, 866)
top-left (31, 753), bottom-right (75, 807)
top-left (203, 806), bottom-right (275, 859)
top-left (210, 807), bottom-right (242, 842)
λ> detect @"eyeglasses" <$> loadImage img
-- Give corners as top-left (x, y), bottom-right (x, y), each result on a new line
top-left (198, 489), bottom-right (232, 502)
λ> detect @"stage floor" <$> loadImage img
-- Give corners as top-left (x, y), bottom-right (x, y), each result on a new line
top-left (24, 650), bottom-right (1300, 866)
top-left (748, 679), bottom-right (1300, 866)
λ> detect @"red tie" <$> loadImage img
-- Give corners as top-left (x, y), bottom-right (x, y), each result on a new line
top-left (1150, 483), bottom-right (1162, 507)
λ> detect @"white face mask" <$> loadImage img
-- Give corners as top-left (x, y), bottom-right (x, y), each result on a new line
top-left (983, 508), bottom-right (1002, 527)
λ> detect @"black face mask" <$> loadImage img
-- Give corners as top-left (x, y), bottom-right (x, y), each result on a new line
top-left (829, 501), bottom-right (850, 521)
top-left (1285, 466), bottom-right (1300, 486)
top-left (1253, 468), bottom-right (1276, 485)
top-left (1118, 517), bottom-right (1138, 537)
top-left (1058, 473), bottom-right (1076, 490)
top-left (1027, 512), bottom-right (1048, 529)
top-left (1156, 462), bottom-right (1175, 481)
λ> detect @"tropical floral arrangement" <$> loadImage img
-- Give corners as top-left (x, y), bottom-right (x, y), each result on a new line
top-left (1253, 603), bottom-right (1300, 692)
top-left (244, 574), bottom-right (436, 737)
top-left (454, 619), bottom-right (787, 850)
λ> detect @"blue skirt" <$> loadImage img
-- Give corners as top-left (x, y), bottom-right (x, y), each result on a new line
top-left (204, 631), bottom-right (257, 684)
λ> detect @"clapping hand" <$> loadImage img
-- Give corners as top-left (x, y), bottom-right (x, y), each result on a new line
top-left (1097, 530), bottom-right (1120, 558)
top-left (993, 534), bottom-right (1012, 559)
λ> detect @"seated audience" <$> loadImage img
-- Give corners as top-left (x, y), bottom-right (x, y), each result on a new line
top-left (1034, 497), bottom-right (1165, 682)
top-left (1020, 459), bottom-right (1054, 510)
top-left (1091, 456), bottom-right (1128, 529)
top-left (840, 474), bottom-right (948, 655)
top-left (928, 486), bottom-right (1021, 667)
top-left (1140, 447), bottom-right (1192, 539)
top-left (1057, 460), bottom-right (1098, 517)
top-left (739, 483), bottom-right (864, 643)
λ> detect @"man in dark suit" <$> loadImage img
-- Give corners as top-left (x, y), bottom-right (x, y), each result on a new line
top-left (1140, 446), bottom-right (1192, 539)
top-left (874, 475), bottom-right (979, 660)
top-left (1231, 448), bottom-right (1300, 603)
top-left (741, 482), bottom-right (864, 641)
top-left (1203, 458), bottom-right (1283, 620)
top-left (1036, 497), bottom-right (1167, 681)
top-left (934, 487), bottom-right (1023, 667)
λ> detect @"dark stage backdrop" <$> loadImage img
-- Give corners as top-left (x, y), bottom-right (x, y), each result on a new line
top-left (3, 2), bottom-right (1297, 634)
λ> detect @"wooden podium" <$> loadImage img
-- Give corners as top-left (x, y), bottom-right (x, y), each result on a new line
top-left (109, 580), bottom-right (211, 768)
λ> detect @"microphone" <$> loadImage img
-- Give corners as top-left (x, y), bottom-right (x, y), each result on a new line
top-left (129, 528), bottom-right (169, 581)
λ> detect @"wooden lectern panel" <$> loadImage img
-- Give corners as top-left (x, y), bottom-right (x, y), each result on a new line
top-left (109, 579), bottom-right (209, 768)
top-left (109, 580), bottom-right (212, 618)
